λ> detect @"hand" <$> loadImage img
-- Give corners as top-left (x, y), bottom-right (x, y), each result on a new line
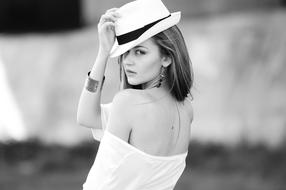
top-left (97, 8), bottom-right (120, 56)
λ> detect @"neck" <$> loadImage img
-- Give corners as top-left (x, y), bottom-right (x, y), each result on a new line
top-left (141, 78), bottom-right (172, 102)
top-left (141, 79), bottom-right (169, 96)
top-left (142, 75), bottom-right (163, 89)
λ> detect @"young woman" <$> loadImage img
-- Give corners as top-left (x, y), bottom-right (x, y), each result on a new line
top-left (77, 0), bottom-right (194, 189)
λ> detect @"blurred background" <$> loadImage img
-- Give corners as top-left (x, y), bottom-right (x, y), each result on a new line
top-left (0, 0), bottom-right (286, 189)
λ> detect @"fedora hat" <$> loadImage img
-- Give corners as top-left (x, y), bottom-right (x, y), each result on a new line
top-left (109, 0), bottom-right (181, 58)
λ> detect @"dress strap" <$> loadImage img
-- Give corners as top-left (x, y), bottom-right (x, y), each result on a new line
top-left (173, 101), bottom-right (181, 146)
top-left (128, 129), bottom-right (132, 144)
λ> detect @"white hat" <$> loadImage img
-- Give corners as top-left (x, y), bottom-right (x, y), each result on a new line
top-left (109, 0), bottom-right (181, 58)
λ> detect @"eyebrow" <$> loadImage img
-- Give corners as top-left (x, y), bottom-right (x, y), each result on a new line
top-left (134, 45), bottom-right (148, 50)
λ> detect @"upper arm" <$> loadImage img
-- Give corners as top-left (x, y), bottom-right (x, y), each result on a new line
top-left (106, 89), bottom-right (135, 143)
top-left (77, 103), bottom-right (111, 129)
top-left (100, 103), bottom-right (113, 130)
top-left (89, 102), bottom-right (112, 141)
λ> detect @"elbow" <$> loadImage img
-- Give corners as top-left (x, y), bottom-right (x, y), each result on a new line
top-left (76, 112), bottom-right (87, 126)
top-left (76, 111), bottom-right (101, 129)
top-left (77, 115), bottom-right (93, 128)
top-left (76, 110), bottom-right (90, 127)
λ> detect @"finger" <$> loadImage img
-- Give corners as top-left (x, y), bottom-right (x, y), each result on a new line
top-left (99, 14), bottom-right (118, 23)
top-left (105, 8), bottom-right (118, 13)
top-left (101, 22), bottom-right (116, 32)
top-left (106, 12), bottom-right (120, 19)
top-left (105, 8), bottom-right (121, 18)
top-left (104, 11), bottom-right (121, 20)
top-left (102, 21), bottom-right (115, 28)
top-left (110, 11), bottom-right (121, 18)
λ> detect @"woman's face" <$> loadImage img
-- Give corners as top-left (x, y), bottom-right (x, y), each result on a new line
top-left (122, 38), bottom-right (169, 86)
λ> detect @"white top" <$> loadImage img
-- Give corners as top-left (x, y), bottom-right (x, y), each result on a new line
top-left (82, 103), bottom-right (188, 190)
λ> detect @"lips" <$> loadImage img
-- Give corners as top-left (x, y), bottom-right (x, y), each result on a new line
top-left (126, 69), bottom-right (137, 74)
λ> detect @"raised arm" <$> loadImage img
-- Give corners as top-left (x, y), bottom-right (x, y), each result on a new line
top-left (76, 51), bottom-right (108, 129)
top-left (77, 8), bottom-right (120, 129)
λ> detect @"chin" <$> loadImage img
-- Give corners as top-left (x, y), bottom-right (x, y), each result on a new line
top-left (127, 78), bottom-right (144, 86)
top-left (127, 79), bottom-right (140, 86)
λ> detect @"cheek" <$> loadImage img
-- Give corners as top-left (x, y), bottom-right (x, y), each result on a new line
top-left (139, 57), bottom-right (161, 78)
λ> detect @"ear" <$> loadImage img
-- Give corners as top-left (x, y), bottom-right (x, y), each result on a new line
top-left (161, 55), bottom-right (172, 67)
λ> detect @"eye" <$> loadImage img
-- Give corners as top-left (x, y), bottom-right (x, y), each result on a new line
top-left (135, 49), bottom-right (145, 55)
top-left (123, 50), bottom-right (130, 57)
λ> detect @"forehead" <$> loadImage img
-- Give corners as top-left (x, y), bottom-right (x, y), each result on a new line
top-left (133, 38), bottom-right (158, 49)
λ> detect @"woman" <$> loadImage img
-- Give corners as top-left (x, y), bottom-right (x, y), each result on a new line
top-left (77, 0), bottom-right (194, 189)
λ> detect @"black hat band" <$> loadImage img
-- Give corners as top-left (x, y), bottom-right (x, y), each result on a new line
top-left (116, 14), bottom-right (171, 45)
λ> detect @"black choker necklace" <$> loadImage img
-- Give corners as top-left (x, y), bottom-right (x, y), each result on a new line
top-left (144, 81), bottom-right (163, 90)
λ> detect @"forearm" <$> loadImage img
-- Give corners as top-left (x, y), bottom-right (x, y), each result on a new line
top-left (77, 49), bottom-right (109, 128)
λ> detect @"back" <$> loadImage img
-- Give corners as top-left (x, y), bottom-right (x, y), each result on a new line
top-left (83, 89), bottom-right (193, 190)
top-left (127, 89), bottom-right (193, 157)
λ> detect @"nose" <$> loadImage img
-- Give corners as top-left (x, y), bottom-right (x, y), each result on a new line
top-left (122, 51), bottom-right (134, 66)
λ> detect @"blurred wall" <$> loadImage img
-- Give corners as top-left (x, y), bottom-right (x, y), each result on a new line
top-left (0, 0), bottom-right (285, 147)
top-left (82, 0), bottom-right (282, 25)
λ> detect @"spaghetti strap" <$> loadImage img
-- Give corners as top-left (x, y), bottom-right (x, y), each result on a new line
top-left (174, 101), bottom-right (181, 146)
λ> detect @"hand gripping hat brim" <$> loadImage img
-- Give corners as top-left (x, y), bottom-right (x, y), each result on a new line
top-left (109, 0), bottom-right (181, 58)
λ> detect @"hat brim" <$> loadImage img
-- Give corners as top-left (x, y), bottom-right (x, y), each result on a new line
top-left (109, 12), bottom-right (181, 58)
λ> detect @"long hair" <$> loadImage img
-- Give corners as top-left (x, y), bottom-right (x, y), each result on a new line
top-left (118, 25), bottom-right (194, 102)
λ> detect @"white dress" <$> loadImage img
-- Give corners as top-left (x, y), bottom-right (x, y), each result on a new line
top-left (82, 103), bottom-right (188, 190)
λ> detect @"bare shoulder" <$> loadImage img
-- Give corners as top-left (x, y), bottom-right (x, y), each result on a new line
top-left (113, 89), bottom-right (135, 104)
top-left (113, 89), bottom-right (146, 105)
top-left (111, 89), bottom-right (148, 115)
top-left (106, 89), bottom-right (145, 140)
top-left (112, 89), bottom-right (155, 121)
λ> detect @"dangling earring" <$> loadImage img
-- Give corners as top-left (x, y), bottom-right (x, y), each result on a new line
top-left (156, 67), bottom-right (166, 88)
